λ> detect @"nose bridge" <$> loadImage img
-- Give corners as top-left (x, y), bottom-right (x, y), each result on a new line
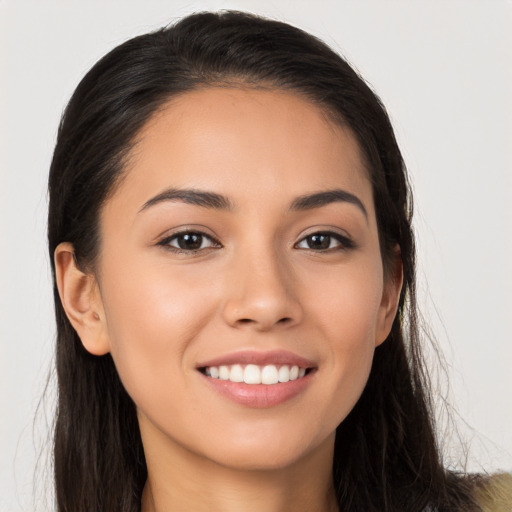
top-left (222, 237), bottom-right (302, 330)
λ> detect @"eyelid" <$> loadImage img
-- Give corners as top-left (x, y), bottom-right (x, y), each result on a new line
top-left (154, 225), bottom-right (355, 253)
top-left (294, 228), bottom-right (356, 251)
top-left (156, 226), bottom-right (222, 252)
top-left (154, 224), bottom-right (219, 241)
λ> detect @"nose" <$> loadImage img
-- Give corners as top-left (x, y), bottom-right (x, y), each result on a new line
top-left (221, 247), bottom-right (303, 331)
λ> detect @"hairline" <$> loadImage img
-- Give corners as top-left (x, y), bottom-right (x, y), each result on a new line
top-left (90, 80), bottom-right (377, 275)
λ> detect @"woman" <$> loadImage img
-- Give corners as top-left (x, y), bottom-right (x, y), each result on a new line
top-left (47, 10), bottom-right (510, 512)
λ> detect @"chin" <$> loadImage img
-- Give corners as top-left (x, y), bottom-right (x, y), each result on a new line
top-left (195, 426), bottom-right (335, 472)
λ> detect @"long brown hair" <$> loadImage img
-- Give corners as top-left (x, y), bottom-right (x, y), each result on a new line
top-left (47, 11), bottom-right (480, 511)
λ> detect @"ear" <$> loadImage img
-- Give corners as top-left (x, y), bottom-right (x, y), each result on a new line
top-left (375, 245), bottom-right (403, 347)
top-left (54, 242), bottom-right (110, 355)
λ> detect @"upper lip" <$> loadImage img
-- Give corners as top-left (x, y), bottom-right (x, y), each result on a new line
top-left (196, 349), bottom-right (316, 369)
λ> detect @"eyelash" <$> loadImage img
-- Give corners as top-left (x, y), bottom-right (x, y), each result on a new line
top-left (294, 231), bottom-right (355, 252)
top-left (157, 230), bottom-right (221, 254)
top-left (157, 230), bottom-right (355, 254)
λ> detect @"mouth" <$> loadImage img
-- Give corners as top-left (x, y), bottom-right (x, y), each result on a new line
top-left (196, 350), bottom-right (316, 408)
top-left (198, 364), bottom-right (311, 384)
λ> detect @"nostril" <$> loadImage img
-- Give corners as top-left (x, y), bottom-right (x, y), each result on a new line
top-left (235, 317), bottom-right (292, 327)
top-left (238, 317), bottom-right (293, 325)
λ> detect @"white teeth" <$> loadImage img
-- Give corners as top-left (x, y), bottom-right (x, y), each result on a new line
top-left (244, 364), bottom-right (261, 384)
top-left (219, 365), bottom-right (230, 380)
top-left (230, 364), bottom-right (244, 382)
top-left (278, 365), bottom-right (290, 383)
top-left (261, 365), bottom-right (279, 385)
top-left (203, 364), bottom-right (309, 385)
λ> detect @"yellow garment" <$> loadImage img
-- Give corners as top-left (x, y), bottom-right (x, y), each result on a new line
top-left (474, 473), bottom-right (512, 512)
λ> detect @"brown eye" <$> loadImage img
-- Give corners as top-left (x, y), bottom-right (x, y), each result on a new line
top-left (305, 234), bottom-right (332, 250)
top-left (160, 231), bottom-right (219, 252)
top-left (296, 232), bottom-right (354, 251)
top-left (176, 233), bottom-right (204, 250)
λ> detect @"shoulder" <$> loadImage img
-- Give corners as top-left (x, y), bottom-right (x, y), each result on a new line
top-left (473, 473), bottom-right (512, 512)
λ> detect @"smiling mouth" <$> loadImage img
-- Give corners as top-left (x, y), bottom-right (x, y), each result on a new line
top-left (199, 364), bottom-right (312, 385)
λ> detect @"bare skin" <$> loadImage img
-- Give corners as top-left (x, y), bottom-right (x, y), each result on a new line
top-left (55, 87), bottom-right (402, 512)
top-left (140, 421), bottom-right (338, 512)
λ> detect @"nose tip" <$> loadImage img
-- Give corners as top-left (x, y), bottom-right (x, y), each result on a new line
top-left (221, 258), bottom-right (303, 331)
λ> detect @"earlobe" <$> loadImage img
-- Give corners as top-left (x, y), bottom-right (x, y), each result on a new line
top-left (375, 246), bottom-right (404, 347)
top-left (54, 242), bottom-right (110, 356)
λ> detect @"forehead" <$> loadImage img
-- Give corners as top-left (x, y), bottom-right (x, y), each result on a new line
top-left (111, 87), bottom-right (373, 215)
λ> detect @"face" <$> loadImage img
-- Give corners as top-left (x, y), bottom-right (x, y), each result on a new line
top-left (88, 88), bottom-right (400, 470)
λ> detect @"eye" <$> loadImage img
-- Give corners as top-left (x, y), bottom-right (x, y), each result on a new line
top-left (158, 231), bottom-right (220, 252)
top-left (295, 232), bottom-right (354, 251)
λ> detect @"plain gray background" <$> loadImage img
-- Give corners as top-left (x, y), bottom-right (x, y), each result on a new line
top-left (1, 1), bottom-right (511, 510)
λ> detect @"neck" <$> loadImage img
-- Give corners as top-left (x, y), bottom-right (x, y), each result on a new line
top-left (140, 419), bottom-right (338, 512)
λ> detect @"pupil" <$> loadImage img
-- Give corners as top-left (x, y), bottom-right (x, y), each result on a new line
top-left (309, 234), bottom-right (330, 249)
top-left (178, 233), bottom-right (202, 250)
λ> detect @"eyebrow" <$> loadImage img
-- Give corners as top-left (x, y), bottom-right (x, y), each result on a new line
top-left (139, 188), bottom-right (234, 212)
top-left (139, 187), bottom-right (367, 219)
top-left (290, 189), bottom-right (368, 219)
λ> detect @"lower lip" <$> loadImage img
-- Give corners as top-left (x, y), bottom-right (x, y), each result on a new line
top-left (200, 371), bottom-right (314, 408)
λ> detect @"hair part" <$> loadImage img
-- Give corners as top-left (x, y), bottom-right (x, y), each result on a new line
top-left (48, 10), bottom-right (480, 511)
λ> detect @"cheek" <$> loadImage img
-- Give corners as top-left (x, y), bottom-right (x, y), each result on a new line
top-left (309, 255), bottom-right (383, 345)
top-left (98, 258), bottom-right (217, 404)
top-left (305, 258), bottom-right (383, 419)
